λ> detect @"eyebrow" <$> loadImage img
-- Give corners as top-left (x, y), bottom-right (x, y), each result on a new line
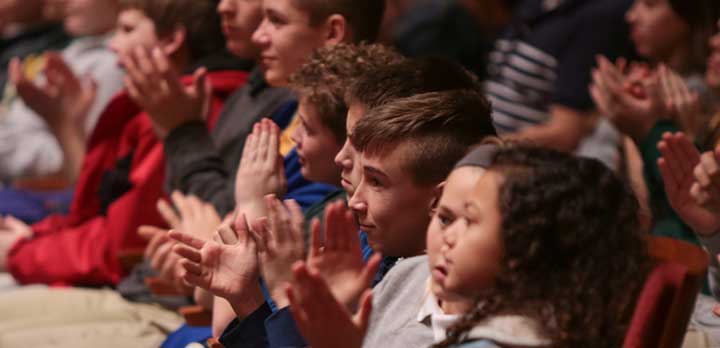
top-left (464, 200), bottom-right (481, 216)
top-left (363, 165), bottom-right (389, 180)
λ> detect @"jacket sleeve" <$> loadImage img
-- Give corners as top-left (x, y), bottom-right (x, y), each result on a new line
top-left (163, 119), bottom-right (236, 215)
top-left (7, 125), bottom-right (166, 286)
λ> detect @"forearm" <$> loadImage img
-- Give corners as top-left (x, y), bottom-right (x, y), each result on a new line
top-left (53, 124), bottom-right (86, 183)
top-left (502, 106), bottom-right (590, 152)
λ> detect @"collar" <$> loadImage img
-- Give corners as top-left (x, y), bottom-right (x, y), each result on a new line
top-left (465, 315), bottom-right (552, 346)
top-left (248, 66), bottom-right (268, 97)
top-left (416, 278), bottom-right (461, 342)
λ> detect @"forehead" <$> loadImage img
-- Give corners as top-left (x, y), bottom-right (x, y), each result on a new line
top-left (262, 0), bottom-right (311, 21)
top-left (360, 142), bottom-right (416, 181)
top-left (468, 171), bottom-right (502, 210)
top-left (441, 167), bottom-right (485, 204)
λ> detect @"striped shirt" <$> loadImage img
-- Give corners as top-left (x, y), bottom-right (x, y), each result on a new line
top-left (485, 0), bottom-right (633, 134)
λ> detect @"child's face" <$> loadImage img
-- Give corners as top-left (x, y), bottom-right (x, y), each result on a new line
top-left (426, 167), bottom-right (485, 302)
top-left (109, 9), bottom-right (159, 66)
top-left (433, 171), bottom-right (503, 299)
top-left (334, 102), bottom-right (364, 196)
top-left (251, 0), bottom-right (329, 86)
top-left (626, 0), bottom-right (689, 61)
top-left (218, 0), bottom-right (263, 59)
top-left (706, 24), bottom-right (720, 89)
top-left (52, 0), bottom-right (118, 36)
top-left (348, 143), bottom-right (439, 257)
top-left (291, 98), bottom-right (343, 185)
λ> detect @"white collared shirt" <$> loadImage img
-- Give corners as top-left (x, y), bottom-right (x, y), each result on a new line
top-left (416, 278), bottom-right (461, 342)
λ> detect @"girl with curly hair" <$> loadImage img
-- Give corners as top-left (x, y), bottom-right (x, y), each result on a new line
top-left (433, 144), bottom-right (650, 348)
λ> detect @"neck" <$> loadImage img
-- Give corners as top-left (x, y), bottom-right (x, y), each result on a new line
top-left (439, 298), bottom-right (473, 314)
top-left (663, 43), bottom-right (692, 74)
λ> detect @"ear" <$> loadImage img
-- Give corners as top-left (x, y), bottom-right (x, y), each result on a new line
top-left (428, 181), bottom-right (446, 217)
top-left (323, 14), bottom-right (349, 45)
top-left (159, 26), bottom-right (187, 57)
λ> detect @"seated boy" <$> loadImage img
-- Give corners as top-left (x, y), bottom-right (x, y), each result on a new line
top-left (0, 0), bottom-right (246, 287)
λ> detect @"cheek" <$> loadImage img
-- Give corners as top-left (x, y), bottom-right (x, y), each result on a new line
top-left (425, 223), bottom-right (444, 260)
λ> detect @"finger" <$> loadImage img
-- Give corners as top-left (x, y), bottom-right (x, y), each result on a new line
top-left (257, 121), bottom-right (271, 164)
top-left (324, 203), bottom-right (340, 251)
top-left (178, 258), bottom-right (203, 278)
top-left (150, 242), bottom-right (174, 271)
top-left (9, 57), bottom-right (23, 85)
top-left (354, 289), bottom-right (374, 334)
top-left (360, 253), bottom-right (382, 288)
top-left (286, 199), bottom-right (305, 247)
top-left (157, 198), bottom-right (182, 230)
top-left (268, 120), bottom-right (280, 163)
top-left (250, 217), bottom-right (270, 253)
top-left (217, 223), bottom-right (239, 245)
top-left (168, 229), bottom-right (205, 250)
top-left (696, 161), bottom-right (713, 188)
top-left (144, 231), bottom-right (170, 261)
top-left (133, 45), bottom-right (158, 76)
top-left (138, 225), bottom-right (166, 241)
top-left (286, 285), bottom-right (310, 331)
top-left (308, 218), bottom-right (322, 259)
top-left (173, 243), bottom-right (203, 264)
top-left (152, 47), bottom-right (184, 94)
top-left (266, 194), bottom-right (283, 245)
top-left (171, 191), bottom-right (193, 222)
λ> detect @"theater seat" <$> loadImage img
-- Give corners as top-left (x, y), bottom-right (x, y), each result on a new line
top-left (624, 236), bottom-right (709, 348)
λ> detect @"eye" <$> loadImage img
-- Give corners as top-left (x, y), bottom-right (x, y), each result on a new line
top-left (368, 177), bottom-right (382, 187)
top-left (437, 213), bottom-right (453, 228)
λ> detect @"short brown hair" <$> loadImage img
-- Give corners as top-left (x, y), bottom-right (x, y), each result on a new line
top-left (288, 43), bottom-right (404, 141)
top-left (351, 89), bottom-right (496, 186)
top-left (346, 57), bottom-right (482, 111)
top-left (293, 0), bottom-right (385, 42)
top-left (119, 0), bottom-right (224, 61)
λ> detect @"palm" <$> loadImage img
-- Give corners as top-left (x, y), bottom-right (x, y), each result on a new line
top-left (199, 239), bottom-right (259, 300)
top-left (308, 250), bottom-right (365, 306)
top-left (667, 174), bottom-right (720, 234)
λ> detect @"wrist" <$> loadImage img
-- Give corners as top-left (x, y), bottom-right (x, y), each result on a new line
top-left (228, 282), bottom-right (266, 318)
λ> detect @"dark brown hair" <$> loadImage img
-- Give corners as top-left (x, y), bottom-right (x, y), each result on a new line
top-left (288, 43), bottom-right (404, 141)
top-left (119, 0), bottom-right (224, 61)
top-left (345, 57), bottom-right (482, 111)
top-left (668, 0), bottom-right (720, 73)
top-left (350, 89), bottom-right (496, 186)
top-left (435, 145), bottom-right (650, 348)
top-left (293, 0), bottom-right (385, 42)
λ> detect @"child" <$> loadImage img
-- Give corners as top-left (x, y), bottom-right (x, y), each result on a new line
top-left (286, 144), bottom-right (650, 348)
top-left (0, 0), bottom-right (245, 286)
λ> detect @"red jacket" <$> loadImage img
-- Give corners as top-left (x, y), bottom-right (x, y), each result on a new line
top-left (8, 70), bottom-right (247, 286)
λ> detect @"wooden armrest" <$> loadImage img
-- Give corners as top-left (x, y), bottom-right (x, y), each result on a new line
top-left (13, 174), bottom-right (71, 191)
top-left (144, 276), bottom-right (184, 296)
top-left (179, 305), bottom-right (213, 327)
top-left (117, 248), bottom-right (145, 274)
top-left (207, 338), bottom-right (225, 348)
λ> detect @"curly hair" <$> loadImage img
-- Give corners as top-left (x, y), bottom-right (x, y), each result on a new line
top-left (288, 43), bottom-right (404, 141)
top-left (435, 146), bottom-right (650, 348)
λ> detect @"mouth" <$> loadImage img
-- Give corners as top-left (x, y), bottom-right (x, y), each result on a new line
top-left (432, 264), bottom-right (448, 283)
top-left (358, 223), bottom-right (376, 231)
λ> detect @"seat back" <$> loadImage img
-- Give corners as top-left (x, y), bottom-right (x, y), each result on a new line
top-left (624, 236), bottom-right (709, 348)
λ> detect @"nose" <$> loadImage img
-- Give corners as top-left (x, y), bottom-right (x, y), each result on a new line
top-left (291, 123), bottom-right (303, 147)
top-left (334, 140), bottom-right (352, 169)
top-left (348, 183), bottom-right (367, 215)
top-left (251, 18), bottom-right (270, 47)
top-left (443, 220), bottom-right (462, 249)
top-left (217, 0), bottom-right (233, 15)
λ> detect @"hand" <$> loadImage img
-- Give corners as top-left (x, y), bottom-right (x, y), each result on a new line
top-left (0, 216), bottom-right (33, 272)
top-left (138, 225), bottom-right (193, 295)
top-left (658, 65), bottom-right (702, 140)
top-left (170, 214), bottom-right (265, 317)
top-left (253, 195), bottom-right (306, 308)
top-left (9, 53), bottom-right (97, 133)
top-left (307, 201), bottom-right (381, 310)
top-left (234, 119), bottom-right (286, 217)
top-left (286, 261), bottom-right (371, 348)
top-left (658, 132), bottom-right (720, 236)
top-left (590, 56), bottom-right (665, 141)
top-left (691, 147), bottom-right (720, 215)
top-left (122, 46), bottom-right (211, 138)
top-left (163, 191), bottom-right (222, 241)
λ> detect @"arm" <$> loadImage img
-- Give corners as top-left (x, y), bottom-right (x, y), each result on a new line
top-left (6, 128), bottom-right (166, 285)
top-left (504, 105), bottom-right (590, 152)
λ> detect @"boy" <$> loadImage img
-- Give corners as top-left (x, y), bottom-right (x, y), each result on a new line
top-left (0, 0), bottom-right (244, 286)
top-left (123, 0), bottom-right (387, 215)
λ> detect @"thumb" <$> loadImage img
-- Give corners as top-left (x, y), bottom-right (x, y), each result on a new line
top-left (360, 253), bottom-right (382, 288)
top-left (353, 289), bottom-right (374, 334)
